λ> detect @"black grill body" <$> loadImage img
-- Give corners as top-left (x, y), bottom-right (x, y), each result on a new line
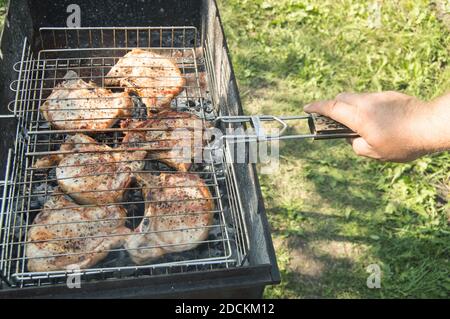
top-left (0, 0), bottom-right (279, 299)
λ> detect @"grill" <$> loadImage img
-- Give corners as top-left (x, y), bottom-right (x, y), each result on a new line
top-left (3, 26), bottom-right (249, 285)
top-left (0, 0), bottom-right (279, 298)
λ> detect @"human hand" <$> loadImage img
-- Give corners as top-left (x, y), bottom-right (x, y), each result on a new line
top-left (304, 91), bottom-right (439, 162)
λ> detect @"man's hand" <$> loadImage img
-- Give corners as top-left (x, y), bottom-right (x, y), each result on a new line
top-left (304, 91), bottom-right (449, 162)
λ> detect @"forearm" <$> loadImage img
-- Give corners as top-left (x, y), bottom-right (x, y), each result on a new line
top-left (424, 93), bottom-right (450, 154)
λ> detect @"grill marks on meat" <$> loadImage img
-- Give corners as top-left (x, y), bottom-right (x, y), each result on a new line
top-left (28, 50), bottom-right (215, 271)
top-left (41, 71), bottom-right (132, 130)
top-left (26, 190), bottom-right (130, 272)
top-left (125, 172), bottom-right (214, 265)
top-left (35, 134), bottom-right (146, 205)
top-left (105, 49), bottom-right (185, 114)
top-left (121, 110), bottom-right (211, 171)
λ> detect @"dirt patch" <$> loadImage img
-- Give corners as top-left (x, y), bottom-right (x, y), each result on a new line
top-left (310, 240), bottom-right (369, 260)
top-left (432, 1), bottom-right (450, 30)
top-left (273, 236), bottom-right (325, 278)
top-left (275, 235), bottom-right (368, 279)
top-left (287, 241), bottom-right (325, 278)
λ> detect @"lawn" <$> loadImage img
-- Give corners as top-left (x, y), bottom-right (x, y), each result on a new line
top-left (0, 0), bottom-right (448, 298)
top-left (0, 0), bottom-right (5, 29)
top-left (217, 0), bottom-right (450, 298)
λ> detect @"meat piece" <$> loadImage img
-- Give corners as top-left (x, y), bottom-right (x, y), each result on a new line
top-left (26, 190), bottom-right (130, 272)
top-left (125, 172), bottom-right (214, 264)
top-left (105, 49), bottom-right (185, 114)
top-left (35, 134), bottom-right (146, 205)
top-left (121, 110), bottom-right (212, 171)
top-left (41, 71), bottom-right (132, 130)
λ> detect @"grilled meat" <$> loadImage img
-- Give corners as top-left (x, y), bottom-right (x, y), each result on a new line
top-left (125, 172), bottom-right (214, 264)
top-left (35, 134), bottom-right (146, 205)
top-left (26, 190), bottom-right (130, 272)
top-left (121, 110), bottom-right (211, 171)
top-left (105, 49), bottom-right (185, 114)
top-left (41, 71), bottom-right (132, 130)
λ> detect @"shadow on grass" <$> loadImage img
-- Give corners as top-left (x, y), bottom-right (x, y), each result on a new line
top-left (267, 208), bottom-right (449, 298)
top-left (265, 139), bottom-right (449, 298)
top-left (281, 138), bottom-right (381, 210)
top-left (221, 3), bottom-right (449, 298)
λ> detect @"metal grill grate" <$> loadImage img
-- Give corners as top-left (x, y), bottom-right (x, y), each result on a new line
top-left (0, 27), bottom-right (249, 288)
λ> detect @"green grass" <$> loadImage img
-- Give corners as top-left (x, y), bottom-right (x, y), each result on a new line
top-left (0, 0), bottom-right (447, 299)
top-left (0, 0), bottom-right (8, 34)
top-left (0, 0), bottom-right (6, 30)
top-left (218, 0), bottom-right (450, 298)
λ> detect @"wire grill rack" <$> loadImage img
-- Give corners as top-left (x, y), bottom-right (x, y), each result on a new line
top-left (0, 27), bottom-right (250, 288)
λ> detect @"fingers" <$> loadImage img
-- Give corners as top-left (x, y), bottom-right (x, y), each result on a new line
top-left (304, 99), bottom-right (359, 129)
top-left (345, 137), bottom-right (354, 145)
top-left (349, 137), bottom-right (381, 160)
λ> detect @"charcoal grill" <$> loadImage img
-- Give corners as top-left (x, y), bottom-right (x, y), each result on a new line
top-left (0, 0), bottom-right (357, 298)
top-left (0, 0), bottom-right (281, 298)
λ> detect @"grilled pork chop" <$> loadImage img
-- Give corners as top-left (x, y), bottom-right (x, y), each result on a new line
top-left (35, 134), bottom-right (146, 205)
top-left (121, 110), bottom-right (211, 171)
top-left (105, 49), bottom-right (185, 114)
top-left (41, 71), bottom-right (132, 130)
top-left (26, 190), bottom-right (130, 272)
top-left (125, 172), bottom-right (214, 264)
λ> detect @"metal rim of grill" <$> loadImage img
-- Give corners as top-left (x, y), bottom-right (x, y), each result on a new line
top-left (0, 26), bottom-right (250, 288)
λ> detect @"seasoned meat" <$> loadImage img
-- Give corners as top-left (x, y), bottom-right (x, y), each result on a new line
top-left (35, 134), bottom-right (146, 205)
top-left (41, 71), bottom-right (132, 130)
top-left (125, 172), bottom-right (214, 264)
top-left (26, 190), bottom-right (130, 272)
top-left (105, 49), bottom-right (185, 114)
top-left (121, 110), bottom-right (212, 171)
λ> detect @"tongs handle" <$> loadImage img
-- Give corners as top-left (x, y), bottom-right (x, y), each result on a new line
top-left (0, 114), bottom-right (16, 119)
top-left (308, 113), bottom-right (358, 140)
top-left (215, 114), bottom-right (358, 141)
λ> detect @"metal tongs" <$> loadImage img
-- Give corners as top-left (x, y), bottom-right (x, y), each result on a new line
top-left (214, 113), bottom-right (358, 142)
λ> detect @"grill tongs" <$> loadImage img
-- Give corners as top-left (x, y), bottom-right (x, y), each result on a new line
top-left (214, 113), bottom-right (358, 142)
